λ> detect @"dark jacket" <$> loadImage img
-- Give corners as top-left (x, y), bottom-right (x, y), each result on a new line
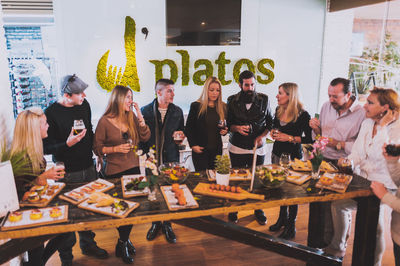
top-left (272, 109), bottom-right (313, 159)
top-left (227, 92), bottom-right (273, 150)
top-left (185, 101), bottom-right (225, 154)
top-left (140, 99), bottom-right (184, 164)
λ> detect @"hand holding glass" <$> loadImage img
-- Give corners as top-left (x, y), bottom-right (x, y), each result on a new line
top-left (55, 162), bottom-right (65, 178)
top-left (173, 131), bottom-right (184, 145)
top-left (73, 119), bottom-right (85, 135)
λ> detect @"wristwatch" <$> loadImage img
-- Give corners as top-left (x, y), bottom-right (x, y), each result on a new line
top-left (336, 141), bottom-right (342, 150)
top-left (288, 135), bottom-right (294, 143)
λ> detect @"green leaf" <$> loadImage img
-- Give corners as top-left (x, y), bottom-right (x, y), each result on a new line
top-left (138, 181), bottom-right (149, 189)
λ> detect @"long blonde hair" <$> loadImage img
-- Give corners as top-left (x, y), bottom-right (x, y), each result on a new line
top-left (11, 107), bottom-right (45, 174)
top-left (103, 85), bottom-right (139, 145)
top-left (276, 82), bottom-right (304, 123)
top-left (197, 76), bottom-right (226, 120)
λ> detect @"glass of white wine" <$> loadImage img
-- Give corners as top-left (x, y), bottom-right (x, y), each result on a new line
top-left (279, 153), bottom-right (291, 169)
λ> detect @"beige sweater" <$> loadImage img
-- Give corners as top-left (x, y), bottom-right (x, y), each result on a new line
top-left (94, 115), bottom-right (150, 176)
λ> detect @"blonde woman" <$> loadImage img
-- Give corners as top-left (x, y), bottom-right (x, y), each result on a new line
top-left (94, 85), bottom-right (150, 264)
top-left (11, 107), bottom-right (72, 266)
top-left (185, 76), bottom-right (227, 171)
top-left (269, 82), bottom-right (312, 239)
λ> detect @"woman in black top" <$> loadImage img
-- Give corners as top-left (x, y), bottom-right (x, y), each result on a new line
top-left (185, 76), bottom-right (227, 171)
top-left (269, 82), bottom-right (312, 240)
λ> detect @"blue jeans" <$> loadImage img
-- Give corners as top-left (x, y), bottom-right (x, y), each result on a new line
top-left (58, 165), bottom-right (98, 261)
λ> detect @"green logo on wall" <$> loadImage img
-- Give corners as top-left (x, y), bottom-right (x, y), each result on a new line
top-left (96, 16), bottom-right (140, 92)
top-left (96, 16), bottom-right (275, 92)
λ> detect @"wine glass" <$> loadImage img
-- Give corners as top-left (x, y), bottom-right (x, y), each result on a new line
top-left (55, 162), bottom-right (65, 178)
top-left (173, 131), bottom-right (184, 145)
top-left (73, 119), bottom-right (85, 135)
top-left (217, 120), bottom-right (226, 129)
top-left (279, 153), bottom-right (291, 169)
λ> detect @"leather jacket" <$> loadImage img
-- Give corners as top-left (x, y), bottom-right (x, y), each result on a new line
top-left (227, 91), bottom-right (273, 150)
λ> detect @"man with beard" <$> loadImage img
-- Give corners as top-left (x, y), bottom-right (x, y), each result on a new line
top-left (308, 77), bottom-right (365, 252)
top-left (226, 70), bottom-right (273, 224)
top-left (309, 77), bottom-right (365, 162)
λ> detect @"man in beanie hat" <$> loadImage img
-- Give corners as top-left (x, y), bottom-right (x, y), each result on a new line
top-left (43, 74), bottom-right (108, 265)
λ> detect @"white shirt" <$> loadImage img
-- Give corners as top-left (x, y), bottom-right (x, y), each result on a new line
top-left (348, 118), bottom-right (400, 189)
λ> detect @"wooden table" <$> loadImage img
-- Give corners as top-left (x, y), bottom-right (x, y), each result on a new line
top-left (0, 172), bottom-right (378, 266)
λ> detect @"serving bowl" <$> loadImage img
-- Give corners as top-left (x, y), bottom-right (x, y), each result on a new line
top-left (256, 165), bottom-right (287, 189)
top-left (159, 162), bottom-right (189, 184)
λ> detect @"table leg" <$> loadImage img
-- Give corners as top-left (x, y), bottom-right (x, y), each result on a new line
top-left (0, 234), bottom-right (55, 264)
top-left (175, 216), bottom-right (341, 265)
top-left (352, 195), bottom-right (380, 266)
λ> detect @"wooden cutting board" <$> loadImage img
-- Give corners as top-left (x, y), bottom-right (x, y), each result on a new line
top-left (193, 183), bottom-right (264, 200)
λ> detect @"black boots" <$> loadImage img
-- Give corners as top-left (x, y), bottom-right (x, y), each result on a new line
top-left (270, 205), bottom-right (297, 240)
top-left (278, 205), bottom-right (297, 240)
top-left (115, 239), bottom-right (135, 264)
top-left (269, 206), bottom-right (288, 232)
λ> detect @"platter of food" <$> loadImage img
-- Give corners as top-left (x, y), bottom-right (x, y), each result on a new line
top-left (193, 182), bottom-right (264, 200)
top-left (20, 182), bottom-right (66, 207)
top-left (1, 205), bottom-right (68, 231)
top-left (159, 163), bottom-right (189, 184)
top-left (256, 165), bottom-right (287, 188)
top-left (291, 158), bottom-right (338, 173)
top-left (59, 179), bottom-right (114, 205)
top-left (78, 192), bottom-right (139, 218)
top-left (160, 184), bottom-right (199, 211)
top-left (121, 175), bottom-right (150, 198)
top-left (315, 173), bottom-right (353, 193)
top-left (206, 168), bottom-right (251, 181)
top-left (286, 170), bottom-right (311, 185)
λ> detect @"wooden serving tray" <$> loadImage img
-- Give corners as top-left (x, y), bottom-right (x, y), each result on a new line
top-left (59, 179), bottom-right (114, 205)
top-left (121, 175), bottom-right (150, 198)
top-left (78, 198), bottom-right (139, 218)
top-left (20, 183), bottom-right (66, 207)
top-left (160, 184), bottom-right (199, 211)
top-left (315, 173), bottom-right (353, 193)
top-left (193, 183), bottom-right (264, 200)
top-left (291, 160), bottom-right (338, 173)
top-left (1, 205), bottom-right (68, 231)
top-left (207, 169), bottom-right (251, 181)
top-left (286, 171), bottom-right (311, 185)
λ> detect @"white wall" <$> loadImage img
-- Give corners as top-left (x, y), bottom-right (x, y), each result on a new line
top-left (0, 7), bottom-right (15, 142)
top-left (318, 9), bottom-right (354, 111)
top-left (53, 0), bottom-right (327, 120)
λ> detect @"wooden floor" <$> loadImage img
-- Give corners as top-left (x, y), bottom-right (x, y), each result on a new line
top-left (41, 204), bottom-right (394, 266)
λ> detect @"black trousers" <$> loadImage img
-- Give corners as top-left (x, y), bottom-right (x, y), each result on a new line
top-left (106, 167), bottom-right (140, 241)
top-left (229, 152), bottom-right (265, 168)
top-left (192, 148), bottom-right (220, 171)
top-left (394, 240), bottom-right (400, 266)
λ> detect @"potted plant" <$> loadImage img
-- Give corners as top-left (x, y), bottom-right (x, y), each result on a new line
top-left (214, 154), bottom-right (230, 186)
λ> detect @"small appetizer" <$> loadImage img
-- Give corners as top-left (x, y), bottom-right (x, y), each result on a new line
top-left (171, 183), bottom-right (180, 192)
top-left (91, 181), bottom-right (106, 190)
top-left (8, 211), bottom-right (22, 222)
top-left (320, 176), bottom-right (334, 186)
top-left (30, 185), bottom-right (48, 195)
top-left (49, 207), bottom-right (62, 218)
top-left (26, 191), bottom-right (40, 203)
top-left (81, 186), bottom-right (95, 194)
top-left (112, 200), bottom-right (129, 213)
top-left (30, 209), bottom-right (43, 220)
top-left (69, 191), bottom-right (84, 200)
top-left (237, 169), bottom-right (248, 177)
top-left (334, 174), bottom-right (348, 184)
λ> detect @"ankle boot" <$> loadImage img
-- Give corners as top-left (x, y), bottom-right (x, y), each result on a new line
top-left (126, 239), bottom-right (136, 255)
top-left (269, 206), bottom-right (288, 232)
top-left (115, 239), bottom-right (134, 264)
top-left (279, 205), bottom-right (297, 240)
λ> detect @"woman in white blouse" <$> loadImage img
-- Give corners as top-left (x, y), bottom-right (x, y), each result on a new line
top-left (325, 87), bottom-right (400, 266)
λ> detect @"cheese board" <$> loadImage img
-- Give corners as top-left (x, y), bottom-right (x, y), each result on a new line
top-left (286, 171), bottom-right (311, 185)
top-left (78, 192), bottom-right (139, 218)
top-left (315, 173), bottom-right (353, 193)
top-left (121, 175), bottom-right (150, 198)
